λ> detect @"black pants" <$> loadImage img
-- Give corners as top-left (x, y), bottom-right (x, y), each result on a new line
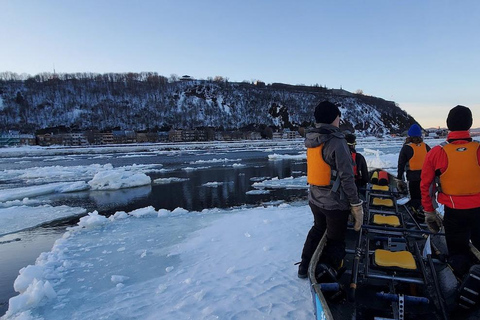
top-left (300, 202), bottom-right (350, 269)
top-left (408, 180), bottom-right (422, 210)
top-left (444, 206), bottom-right (480, 276)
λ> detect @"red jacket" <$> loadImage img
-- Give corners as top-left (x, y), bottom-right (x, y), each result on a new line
top-left (421, 131), bottom-right (480, 211)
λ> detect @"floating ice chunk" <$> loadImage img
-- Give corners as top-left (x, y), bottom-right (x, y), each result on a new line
top-left (267, 153), bottom-right (305, 160)
top-left (202, 182), bottom-right (223, 187)
top-left (111, 275), bottom-right (130, 283)
top-left (129, 206), bottom-right (157, 218)
top-left (5, 279), bottom-right (56, 318)
top-left (153, 177), bottom-right (189, 184)
top-left (13, 265), bottom-right (45, 294)
top-left (246, 189), bottom-right (270, 195)
top-left (0, 182), bottom-right (89, 202)
top-left (88, 169), bottom-right (151, 190)
top-left (77, 211), bottom-right (109, 229)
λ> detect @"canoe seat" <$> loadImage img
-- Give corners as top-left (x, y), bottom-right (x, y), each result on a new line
top-left (374, 249), bottom-right (417, 270)
top-left (370, 171), bottom-right (379, 184)
top-left (377, 170), bottom-right (389, 186)
top-left (372, 184), bottom-right (389, 191)
top-left (372, 198), bottom-right (394, 207)
top-left (373, 214), bottom-right (400, 227)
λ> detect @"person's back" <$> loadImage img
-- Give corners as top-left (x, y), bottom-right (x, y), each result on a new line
top-left (298, 101), bottom-right (363, 279)
top-left (345, 133), bottom-right (368, 197)
top-left (421, 105), bottom-right (480, 277)
top-left (397, 124), bottom-right (430, 211)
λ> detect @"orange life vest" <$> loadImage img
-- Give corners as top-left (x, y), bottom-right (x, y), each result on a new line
top-left (407, 142), bottom-right (427, 171)
top-left (439, 141), bottom-right (480, 196)
top-left (307, 144), bottom-right (333, 186)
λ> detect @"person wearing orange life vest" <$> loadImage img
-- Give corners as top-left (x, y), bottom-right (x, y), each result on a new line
top-left (397, 124), bottom-right (431, 211)
top-left (345, 133), bottom-right (369, 197)
top-left (298, 101), bottom-right (363, 279)
top-left (421, 105), bottom-right (480, 277)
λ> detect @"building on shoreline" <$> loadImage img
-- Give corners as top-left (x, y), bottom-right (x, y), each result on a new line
top-left (1, 128), bottom-right (301, 147)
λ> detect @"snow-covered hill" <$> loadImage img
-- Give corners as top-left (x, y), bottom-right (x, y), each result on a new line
top-left (0, 73), bottom-right (418, 136)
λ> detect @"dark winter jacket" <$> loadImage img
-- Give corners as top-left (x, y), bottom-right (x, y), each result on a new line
top-left (305, 124), bottom-right (360, 211)
top-left (350, 148), bottom-right (369, 189)
top-left (397, 141), bottom-right (431, 182)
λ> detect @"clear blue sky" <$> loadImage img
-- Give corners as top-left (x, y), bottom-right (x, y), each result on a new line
top-left (1, 0), bottom-right (479, 128)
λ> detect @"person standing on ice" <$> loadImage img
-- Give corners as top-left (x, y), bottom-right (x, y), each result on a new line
top-left (397, 123), bottom-right (431, 215)
top-left (421, 105), bottom-right (480, 277)
top-left (345, 132), bottom-right (369, 198)
top-left (298, 101), bottom-right (364, 279)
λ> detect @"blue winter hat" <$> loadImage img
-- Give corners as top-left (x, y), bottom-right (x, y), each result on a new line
top-left (407, 124), bottom-right (422, 137)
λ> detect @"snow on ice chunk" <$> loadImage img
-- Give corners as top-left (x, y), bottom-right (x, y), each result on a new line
top-left (0, 163), bottom-right (160, 185)
top-left (0, 205), bottom-right (87, 236)
top-left (117, 153), bottom-right (156, 158)
top-left (0, 198), bottom-right (45, 208)
top-left (246, 189), bottom-right (270, 195)
top-left (110, 275), bottom-right (129, 284)
top-left (13, 265), bottom-right (45, 293)
top-left (189, 158), bottom-right (240, 164)
top-left (202, 181), bottom-right (223, 187)
top-left (88, 169), bottom-right (151, 190)
top-left (363, 148), bottom-right (395, 170)
top-left (6, 279), bottom-right (56, 318)
top-left (249, 176), bottom-right (270, 182)
top-left (0, 182), bottom-right (89, 202)
top-left (110, 211), bottom-right (129, 220)
top-left (128, 206), bottom-right (157, 218)
top-left (153, 177), bottom-right (189, 184)
top-left (157, 208), bottom-right (171, 217)
top-left (0, 163), bottom-right (111, 184)
top-left (252, 176), bottom-right (307, 189)
top-left (232, 163), bottom-right (244, 167)
top-left (267, 153), bottom-right (305, 160)
top-left (76, 211), bottom-right (109, 229)
top-left (171, 207), bottom-right (189, 214)
top-left (182, 166), bottom-right (210, 171)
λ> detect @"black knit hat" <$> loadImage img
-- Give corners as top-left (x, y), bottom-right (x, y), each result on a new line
top-left (446, 105), bottom-right (473, 131)
top-left (345, 133), bottom-right (356, 145)
top-left (314, 101), bottom-right (341, 124)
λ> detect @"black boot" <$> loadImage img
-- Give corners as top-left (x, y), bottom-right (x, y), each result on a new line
top-left (298, 262), bottom-right (308, 279)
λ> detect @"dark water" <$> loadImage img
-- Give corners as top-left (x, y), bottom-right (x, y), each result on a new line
top-left (0, 146), bottom-right (308, 315)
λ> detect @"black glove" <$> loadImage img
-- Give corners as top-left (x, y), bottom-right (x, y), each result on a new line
top-left (424, 210), bottom-right (443, 233)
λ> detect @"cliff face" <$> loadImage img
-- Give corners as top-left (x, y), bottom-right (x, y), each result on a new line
top-left (0, 75), bottom-right (417, 135)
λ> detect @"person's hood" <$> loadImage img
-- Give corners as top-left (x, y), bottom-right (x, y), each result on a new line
top-left (447, 130), bottom-right (472, 143)
top-left (305, 124), bottom-right (344, 148)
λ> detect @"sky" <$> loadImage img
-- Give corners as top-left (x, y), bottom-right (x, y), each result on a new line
top-left (1, 0), bottom-right (479, 128)
top-left (0, 139), bottom-right (410, 319)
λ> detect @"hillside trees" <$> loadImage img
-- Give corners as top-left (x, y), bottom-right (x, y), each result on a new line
top-left (0, 72), bottom-right (415, 135)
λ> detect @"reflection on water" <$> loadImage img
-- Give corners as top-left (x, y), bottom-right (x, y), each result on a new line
top-left (89, 185), bottom-right (152, 209)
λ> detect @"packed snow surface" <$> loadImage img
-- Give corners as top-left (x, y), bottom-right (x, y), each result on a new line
top-left (2, 204), bottom-right (314, 320)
